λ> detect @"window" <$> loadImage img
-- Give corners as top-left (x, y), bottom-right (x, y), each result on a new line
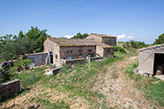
top-left (78, 50), bottom-right (83, 52)
top-left (67, 50), bottom-right (73, 53)
top-left (87, 49), bottom-right (92, 52)
top-left (105, 48), bottom-right (110, 53)
top-left (108, 41), bottom-right (112, 45)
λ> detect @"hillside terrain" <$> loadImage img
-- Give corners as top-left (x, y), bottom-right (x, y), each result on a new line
top-left (0, 50), bottom-right (163, 109)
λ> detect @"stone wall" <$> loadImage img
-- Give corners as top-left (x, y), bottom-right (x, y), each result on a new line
top-left (0, 79), bottom-right (20, 100)
top-left (85, 35), bottom-right (102, 42)
top-left (96, 46), bottom-right (104, 57)
top-left (62, 58), bottom-right (86, 65)
top-left (88, 57), bottom-right (103, 63)
top-left (102, 37), bottom-right (116, 46)
top-left (44, 37), bottom-right (60, 66)
top-left (104, 48), bottom-right (114, 59)
top-left (96, 46), bottom-right (114, 58)
top-left (86, 35), bottom-right (116, 46)
top-left (44, 37), bottom-right (55, 52)
top-left (60, 46), bottom-right (96, 59)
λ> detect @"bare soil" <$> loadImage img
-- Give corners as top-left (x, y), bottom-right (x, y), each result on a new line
top-left (93, 56), bottom-right (160, 109)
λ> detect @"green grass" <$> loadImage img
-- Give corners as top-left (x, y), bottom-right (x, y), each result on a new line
top-left (126, 61), bottom-right (164, 106)
top-left (35, 97), bottom-right (70, 109)
top-left (1, 50), bottom-right (138, 108)
top-left (40, 51), bottom-right (128, 107)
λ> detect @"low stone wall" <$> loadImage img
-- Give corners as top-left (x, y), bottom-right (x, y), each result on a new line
top-left (88, 57), bottom-right (103, 63)
top-left (52, 67), bottom-right (62, 75)
top-left (0, 79), bottom-right (20, 100)
top-left (62, 58), bottom-right (86, 65)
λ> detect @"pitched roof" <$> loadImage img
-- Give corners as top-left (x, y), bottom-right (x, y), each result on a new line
top-left (48, 37), bottom-right (113, 48)
top-left (138, 44), bottom-right (164, 52)
top-left (89, 33), bottom-right (116, 38)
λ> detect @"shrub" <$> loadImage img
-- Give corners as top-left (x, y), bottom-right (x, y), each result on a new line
top-left (14, 59), bottom-right (32, 69)
top-left (114, 46), bottom-right (126, 53)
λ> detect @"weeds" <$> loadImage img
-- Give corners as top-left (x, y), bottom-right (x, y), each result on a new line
top-left (41, 51), bottom-right (125, 107)
top-left (126, 61), bottom-right (164, 106)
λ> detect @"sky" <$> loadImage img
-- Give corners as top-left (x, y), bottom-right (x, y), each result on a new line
top-left (0, 0), bottom-right (164, 44)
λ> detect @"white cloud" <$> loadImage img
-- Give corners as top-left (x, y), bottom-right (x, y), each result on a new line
top-left (117, 34), bottom-right (134, 41)
top-left (117, 34), bottom-right (126, 39)
top-left (127, 36), bottom-right (133, 39)
top-left (63, 35), bottom-right (73, 39)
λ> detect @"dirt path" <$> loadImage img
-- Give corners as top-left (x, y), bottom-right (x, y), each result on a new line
top-left (93, 56), bottom-right (159, 109)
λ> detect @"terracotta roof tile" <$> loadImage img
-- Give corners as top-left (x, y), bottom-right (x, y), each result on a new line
top-left (90, 33), bottom-right (116, 38)
top-left (48, 37), bottom-right (113, 48)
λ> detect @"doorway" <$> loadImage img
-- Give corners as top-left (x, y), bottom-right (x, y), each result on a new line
top-left (153, 53), bottom-right (164, 75)
top-left (50, 52), bottom-right (53, 64)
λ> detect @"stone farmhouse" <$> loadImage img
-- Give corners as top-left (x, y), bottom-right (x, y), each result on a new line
top-left (43, 33), bottom-right (116, 67)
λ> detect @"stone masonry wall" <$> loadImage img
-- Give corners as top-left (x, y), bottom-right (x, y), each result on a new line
top-left (96, 46), bottom-right (104, 57)
top-left (104, 48), bottom-right (114, 59)
top-left (88, 57), bottom-right (103, 63)
top-left (60, 46), bottom-right (96, 59)
top-left (43, 37), bottom-right (55, 52)
top-left (85, 35), bottom-right (102, 42)
top-left (0, 79), bottom-right (20, 100)
top-left (43, 37), bottom-right (60, 66)
top-left (102, 37), bottom-right (116, 46)
top-left (63, 58), bottom-right (86, 65)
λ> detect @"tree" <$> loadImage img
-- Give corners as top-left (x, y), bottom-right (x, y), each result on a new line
top-left (25, 26), bottom-right (48, 52)
top-left (0, 37), bottom-right (35, 61)
top-left (154, 33), bottom-right (164, 45)
top-left (71, 33), bottom-right (88, 39)
top-left (18, 30), bottom-right (25, 39)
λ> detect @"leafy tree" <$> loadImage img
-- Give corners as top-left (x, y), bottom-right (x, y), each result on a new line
top-left (0, 26), bottom-right (48, 61)
top-left (154, 33), bottom-right (164, 44)
top-left (71, 33), bottom-right (88, 39)
top-left (25, 26), bottom-right (48, 52)
top-left (18, 30), bottom-right (25, 39)
top-left (0, 37), bottom-right (35, 61)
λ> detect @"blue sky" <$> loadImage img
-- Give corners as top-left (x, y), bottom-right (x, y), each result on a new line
top-left (0, 0), bottom-right (164, 44)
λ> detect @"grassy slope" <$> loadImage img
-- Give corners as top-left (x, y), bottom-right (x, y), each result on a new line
top-left (126, 62), bottom-right (164, 107)
top-left (1, 49), bottom-right (163, 108)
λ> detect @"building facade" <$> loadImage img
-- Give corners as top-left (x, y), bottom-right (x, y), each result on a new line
top-left (44, 34), bottom-right (116, 67)
top-left (85, 33), bottom-right (116, 46)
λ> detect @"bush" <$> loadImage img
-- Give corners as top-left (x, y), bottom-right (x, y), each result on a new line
top-left (14, 59), bottom-right (32, 69)
top-left (114, 46), bottom-right (126, 53)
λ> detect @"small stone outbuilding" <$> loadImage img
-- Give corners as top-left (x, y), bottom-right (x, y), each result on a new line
top-left (139, 44), bottom-right (164, 76)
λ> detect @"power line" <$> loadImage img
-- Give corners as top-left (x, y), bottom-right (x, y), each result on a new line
top-left (0, 0), bottom-right (85, 24)
top-left (0, 30), bottom-right (5, 35)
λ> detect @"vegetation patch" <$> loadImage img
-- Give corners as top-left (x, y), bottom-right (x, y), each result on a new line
top-left (126, 61), bottom-right (164, 106)
top-left (41, 51), bottom-right (124, 107)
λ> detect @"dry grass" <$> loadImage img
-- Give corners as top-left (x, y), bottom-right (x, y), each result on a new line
top-left (93, 56), bottom-right (160, 109)
top-left (1, 50), bottom-right (162, 109)
top-left (0, 85), bottom-right (89, 109)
